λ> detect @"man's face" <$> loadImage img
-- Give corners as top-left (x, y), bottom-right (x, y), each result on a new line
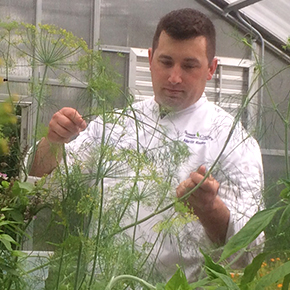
top-left (148, 31), bottom-right (217, 111)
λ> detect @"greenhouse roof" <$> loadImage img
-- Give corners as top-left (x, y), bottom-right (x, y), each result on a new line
top-left (206, 0), bottom-right (290, 52)
top-left (225, 0), bottom-right (290, 43)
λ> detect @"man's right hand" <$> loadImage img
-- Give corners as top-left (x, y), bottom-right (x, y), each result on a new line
top-left (47, 107), bottom-right (87, 144)
top-left (29, 107), bottom-right (87, 177)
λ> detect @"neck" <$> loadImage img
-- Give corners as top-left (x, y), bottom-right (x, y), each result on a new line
top-left (159, 105), bottom-right (173, 118)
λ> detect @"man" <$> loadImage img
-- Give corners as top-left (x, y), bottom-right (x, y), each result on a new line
top-left (29, 8), bottom-right (263, 282)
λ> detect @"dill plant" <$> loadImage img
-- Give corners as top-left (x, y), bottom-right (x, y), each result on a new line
top-left (0, 20), bottom-right (194, 289)
top-left (41, 105), bottom-right (194, 289)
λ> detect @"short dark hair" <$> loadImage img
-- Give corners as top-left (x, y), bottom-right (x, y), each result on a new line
top-left (152, 8), bottom-right (216, 64)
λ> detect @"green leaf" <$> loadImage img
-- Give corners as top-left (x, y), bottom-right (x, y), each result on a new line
top-left (206, 268), bottom-right (240, 290)
top-left (255, 261), bottom-right (290, 290)
top-left (279, 178), bottom-right (290, 199)
top-left (12, 250), bottom-right (28, 257)
top-left (280, 187), bottom-right (290, 199)
top-left (240, 252), bottom-right (268, 289)
top-left (220, 207), bottom-right (282, 261)
top-left (0, 233), bottom-right (17, 243)
top-left (165, 267), bottom-right (190, 290)
top-left (0, 239), bottom-right (12, 250)
top-left (282, 273), bottom-right (290, 290)
top-left (0, 233), bottom-right (17, 250)
top-left (0, 219), bottom-right (17, 227)
top-left (200, 248), bottom-right (227, 279)
top-left (156, 283), bottom-right (166, 290)
top-left (278, 203), bottom-right (290, 232)
top-left (1, 180), bottom-right (10, 188)
top-left (1, 207), bottom-right (14, 212)
top-left (9, 210), bottom-right (24, 223)
top-left (189, 277), bottom-right (211, 289)
top-left (13, 181), bottom-right (35, 194)
top-left (0, 263), bottom-right (19, 277)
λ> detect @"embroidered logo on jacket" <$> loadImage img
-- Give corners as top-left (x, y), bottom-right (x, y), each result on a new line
top-left (183, 130), bottom-right (213, 145)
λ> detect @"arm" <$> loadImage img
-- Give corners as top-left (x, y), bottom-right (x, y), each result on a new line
top-left (176, 165), bottom-right (230, 245)
top-left (29, 107), bottom-right (87, 177)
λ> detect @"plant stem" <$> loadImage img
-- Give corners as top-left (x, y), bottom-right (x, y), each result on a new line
top-left (284, 92), bottom-right (290, 178)
top-left (74, 241), bottom-right (84, 290)
top-left (88, 101), bottom-right (107, 288)
top-left (28, 64), bottom-right (49, 174)
top-left (105, 275), bottom-right (156, 290)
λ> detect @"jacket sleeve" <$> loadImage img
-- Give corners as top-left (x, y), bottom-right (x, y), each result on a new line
top-left (216, 128), bottom-right (264, 267)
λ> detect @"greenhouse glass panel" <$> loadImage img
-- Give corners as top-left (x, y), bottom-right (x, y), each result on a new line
top-left (0, 0), bottom-right (35, 24)
top-left (99, 0), bottom-right (207, 48)
top-left (42, 0), bottom-right (93, 45)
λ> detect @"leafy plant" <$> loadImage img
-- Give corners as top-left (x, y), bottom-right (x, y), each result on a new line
top-left (0, 174), bottom-right (48, 290)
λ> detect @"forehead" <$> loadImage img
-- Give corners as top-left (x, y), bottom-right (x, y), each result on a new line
top-left (155, 31), bottom-right (208, 60)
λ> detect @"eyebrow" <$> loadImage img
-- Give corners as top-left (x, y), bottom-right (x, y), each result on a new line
top-left (158, 54), bottom-right (201, 64)
top-left (158, 54), bottom-right (172, 60)
top-left (183, 58), bottom-right (201, 65)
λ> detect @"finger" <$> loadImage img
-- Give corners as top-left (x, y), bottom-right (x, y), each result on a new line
top-left (60, 107), bottom-right (87, 130)
top-left (53, 112), bottom-right (80, 135)
top-left (47, 128), bottom-right (71, 144)
top-left (197, 165), bottom-right (206, 176)
top-left (47, 109), bottom-right (86, 143)
top-left (189, 171), bottom-right (218, 193)
top-left (176, 179), bottom-right (196, 198)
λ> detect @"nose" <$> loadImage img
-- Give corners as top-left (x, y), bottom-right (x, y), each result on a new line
top-left (168, 65), bottom-right (182, 85)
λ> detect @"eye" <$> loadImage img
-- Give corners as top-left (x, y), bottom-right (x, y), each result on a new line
top-left (159, 59), bottom-right (173, 67)
top-left (182, 63), bottom-right (199, 70)
top-left (183, 64), bottom-right (195, 69)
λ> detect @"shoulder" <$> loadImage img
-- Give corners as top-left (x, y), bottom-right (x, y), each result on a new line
top-left (131, 97), bottom-right (156, 111)
top-left (191, 99), bottom-right (235, 131)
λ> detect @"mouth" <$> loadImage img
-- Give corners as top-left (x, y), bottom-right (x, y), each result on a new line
top-left (163, 87), bottom-right (183, 95)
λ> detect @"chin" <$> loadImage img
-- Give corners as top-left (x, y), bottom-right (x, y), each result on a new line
top-left (156, 95), bottom-right (181, 110)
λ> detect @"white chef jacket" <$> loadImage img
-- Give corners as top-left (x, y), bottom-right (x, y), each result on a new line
top-left (65, 95), bottom-right (264, 282)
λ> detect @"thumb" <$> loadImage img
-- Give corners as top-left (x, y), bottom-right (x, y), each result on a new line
top-left (79, 119), bottom-right (87, 131)
top-left (197, 165), bottom-right (206, 176)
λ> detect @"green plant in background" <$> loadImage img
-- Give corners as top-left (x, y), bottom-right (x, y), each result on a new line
top-left (0, 21), bottom-right (23, 176)
top-left (16, 22), bottom-right (89, 176)
top-left (0, 99), bottom-right (17, 156)
top-left (0, 20), bottom-right (120, 179)
top-left (0, 20), bottom-right (122, 289)
top-left (0, 173), bottom-right (49, 289)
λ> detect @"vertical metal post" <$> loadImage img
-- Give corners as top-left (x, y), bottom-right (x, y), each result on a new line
top-left (22, 0), bottom-right (43, 252)
top-left (218, 65), bottom-right (223, 105)
top-left (35, 0), bottom-right (42, 27)
top-left (236, 12), bottom-right (264, 138)
top-left (29, 0), bottom-right (43, 148)
top-left (93, 0), bottom-right (101, 49)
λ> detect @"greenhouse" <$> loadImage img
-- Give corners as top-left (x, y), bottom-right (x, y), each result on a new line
top-left (0, 0), bottom-right (290, 289)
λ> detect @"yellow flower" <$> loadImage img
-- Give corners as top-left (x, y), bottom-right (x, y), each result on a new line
top-left (0, 139), bottom-right (9, 155)
top-left (277, 283), bottom-right (283, 288)
top-left (2, 102), bottom-right (13, 114)
top-left (11, 94), bottom-right (19, 102)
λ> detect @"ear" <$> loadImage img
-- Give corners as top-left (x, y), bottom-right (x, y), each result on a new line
top-left (207, 57), bottom-right (218, 81)
top-left (148, 48), bottom-right (153, 69)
